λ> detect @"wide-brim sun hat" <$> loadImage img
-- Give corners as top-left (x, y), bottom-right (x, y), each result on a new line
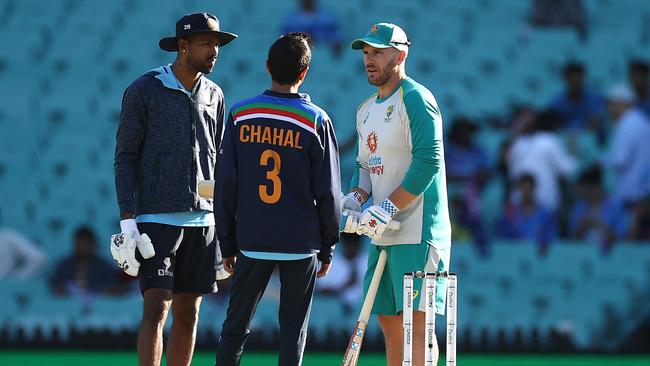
top-left (159, 12), bottom-right (238, 52)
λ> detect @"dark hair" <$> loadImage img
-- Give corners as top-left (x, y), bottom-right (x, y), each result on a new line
top-left (267, 32), bottom-right (313, 85)
top-left (629, 60), bottom-right (649, 75)
top-left (578, 165), bottom-right (602, 186)
top-left (449, 116), bottom-right (478, 143)
top-left (563, 61), bottom-right (585, 76)
top-left (518, 173), bottom-right (536, 187)
top-left (532, 109), bottom-right (561, 132)
top-left (74, 226), bottom-right (96, 242)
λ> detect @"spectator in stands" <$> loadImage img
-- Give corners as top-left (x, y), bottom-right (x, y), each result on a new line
top-left (569, 165), bottom-right (629, 251)
top-left (605, 84), bottom-right (650, 215)
top-left (507, 109), bottom-right (577, 212)
top-left (529, 0), bottom-right (587, 40)
top-left (281, 0), bottom-right (342, 57)
top-left (628, 60), bottom-right (650, 117)
top-left (0, 228), bottom-right (45, 279)
top-left (548, 62), bottom-right (606, 136)
top-left (498, 105), bottom-right (537, 200)
top-left (496, 174), bottom-right (558, 251)
top-left (50, 226), bottom-right (120, 296)
top-left (316, 233), bottom-right (366, 315)
top-left (445, 117), bottom-right (490, 255)
top-left (630, 196), bottom-right (650, 240)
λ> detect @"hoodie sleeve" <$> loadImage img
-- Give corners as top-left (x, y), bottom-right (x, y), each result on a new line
top-left (215, 111), bottom-right (239, 258)
top-left (114, 82), bottom-right (146, 216)
top-left (311, 117), bottom-right (342, 263)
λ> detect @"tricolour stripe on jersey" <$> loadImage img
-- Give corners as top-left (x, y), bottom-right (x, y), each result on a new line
top-left (235, 113), bottom-right (319, 137)
top-left (233, 103), bottom-right (318, 133)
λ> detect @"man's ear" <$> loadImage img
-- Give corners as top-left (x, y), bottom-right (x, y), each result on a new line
top-left (266, 59), bottom-right (272, 76)
top-left (297, 66), bottom-right (309, 82)
top-left (177, 38), bottom-right (191, 55)
top-left (397, 50), bottom-right (407, 65)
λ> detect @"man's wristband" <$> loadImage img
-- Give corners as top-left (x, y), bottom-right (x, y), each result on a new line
top-left (350, 191), bottom-right (364, 205)
top-left (379, 199), bottom-right (399, 217)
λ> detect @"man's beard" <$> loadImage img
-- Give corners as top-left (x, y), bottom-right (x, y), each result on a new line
top-left (189, 57), bottom-right (216, 74)
top-left (367, 60), bottom-right (397, 86)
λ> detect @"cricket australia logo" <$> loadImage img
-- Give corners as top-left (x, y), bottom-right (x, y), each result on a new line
top-left (370, 24), bottom-right (378, 33)
top-left (366, 131), bottom-right (378, 153)
top-left (385, 105), bottom-right (394, 122)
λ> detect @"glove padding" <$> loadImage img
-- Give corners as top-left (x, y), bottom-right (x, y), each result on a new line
top-left (340, 209), bottom-right (362, 233)
top-left (358, 199), bottom-right (398, 240)
top-left (110, 232), bottom-right (155, 277)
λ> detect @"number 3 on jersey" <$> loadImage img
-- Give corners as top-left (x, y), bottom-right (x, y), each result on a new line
top-left (259, 149), bottom-right (281, 204)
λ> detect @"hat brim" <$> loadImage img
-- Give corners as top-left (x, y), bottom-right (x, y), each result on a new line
top-left (159, 31), bottom-right (238, 52)
top-left (351, 37), bottom-right (393, 50)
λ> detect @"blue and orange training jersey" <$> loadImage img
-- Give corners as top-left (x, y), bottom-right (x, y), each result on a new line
top-left (215, 90), bottom-right (342, 263)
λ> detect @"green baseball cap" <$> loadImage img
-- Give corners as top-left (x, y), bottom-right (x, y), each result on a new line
top-left (351, 23), bottom-right (411, 51)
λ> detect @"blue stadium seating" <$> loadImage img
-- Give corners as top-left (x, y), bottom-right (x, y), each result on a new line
top-left (1, 0), bottom-right (650, 351)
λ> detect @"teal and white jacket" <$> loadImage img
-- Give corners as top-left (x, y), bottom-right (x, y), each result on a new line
top-left (351, 77), bottom-right (451, 249)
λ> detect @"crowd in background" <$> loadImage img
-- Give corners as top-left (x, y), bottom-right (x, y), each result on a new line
top-left (1, 0), bottom-right (649, 314)
top-left (449, 60), bottom-right (650, 257)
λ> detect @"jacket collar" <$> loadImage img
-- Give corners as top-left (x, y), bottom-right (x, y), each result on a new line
top-left (150, 64), bottom-right (200, 97)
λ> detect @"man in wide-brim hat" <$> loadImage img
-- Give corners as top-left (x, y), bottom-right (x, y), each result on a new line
top-left (112, 12), bottom-right (237, 366)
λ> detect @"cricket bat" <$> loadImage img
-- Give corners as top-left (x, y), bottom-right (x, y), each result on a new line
top-left (198, 180), bottom-right (215, 198)
top-left (341, 249), bottom-right (388, 366)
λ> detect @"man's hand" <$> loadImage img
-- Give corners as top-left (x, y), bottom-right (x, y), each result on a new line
top-left (341, 191), bottom-right (365, 212)
top-left (223, 256), bottom-right (237, 275)
top-left (110, 219), bottom-right (155, 276)
top-left (215, 243), bottom-right (232, 280)
top-left (316, 261), bottom-right (331, 278)
top-left (358, 199), bottom-right (399, 240)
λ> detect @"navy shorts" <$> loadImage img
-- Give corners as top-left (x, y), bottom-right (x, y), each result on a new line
top-left (136, 222), bottom-right (217, 294)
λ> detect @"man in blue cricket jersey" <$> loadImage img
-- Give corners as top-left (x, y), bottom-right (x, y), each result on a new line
top-left (214, 32), bottom-right (341, 366)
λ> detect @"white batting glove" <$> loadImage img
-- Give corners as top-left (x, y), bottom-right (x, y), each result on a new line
top-left (119, 219), bottom-right (155, 259)
top-left (110, 232), bottom-right (140, 276)
top-left (341, 191), bottom-right (364, 212)
top-left (358, 199), bottom-right (399, 240)
top-left (340, 209), bottom-right (362, 233)
top-left (110, 219), bottom-right (155, 276)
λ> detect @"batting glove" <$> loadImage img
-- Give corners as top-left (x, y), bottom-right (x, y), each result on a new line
top-left (341, 191), bottom-right (364, 212)
top-left (110, 219), bottom-right (155, 277)
top-left (340, 209), bottom-right (362, 233)
top-left (358, 199), bottom-right (399, 240)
